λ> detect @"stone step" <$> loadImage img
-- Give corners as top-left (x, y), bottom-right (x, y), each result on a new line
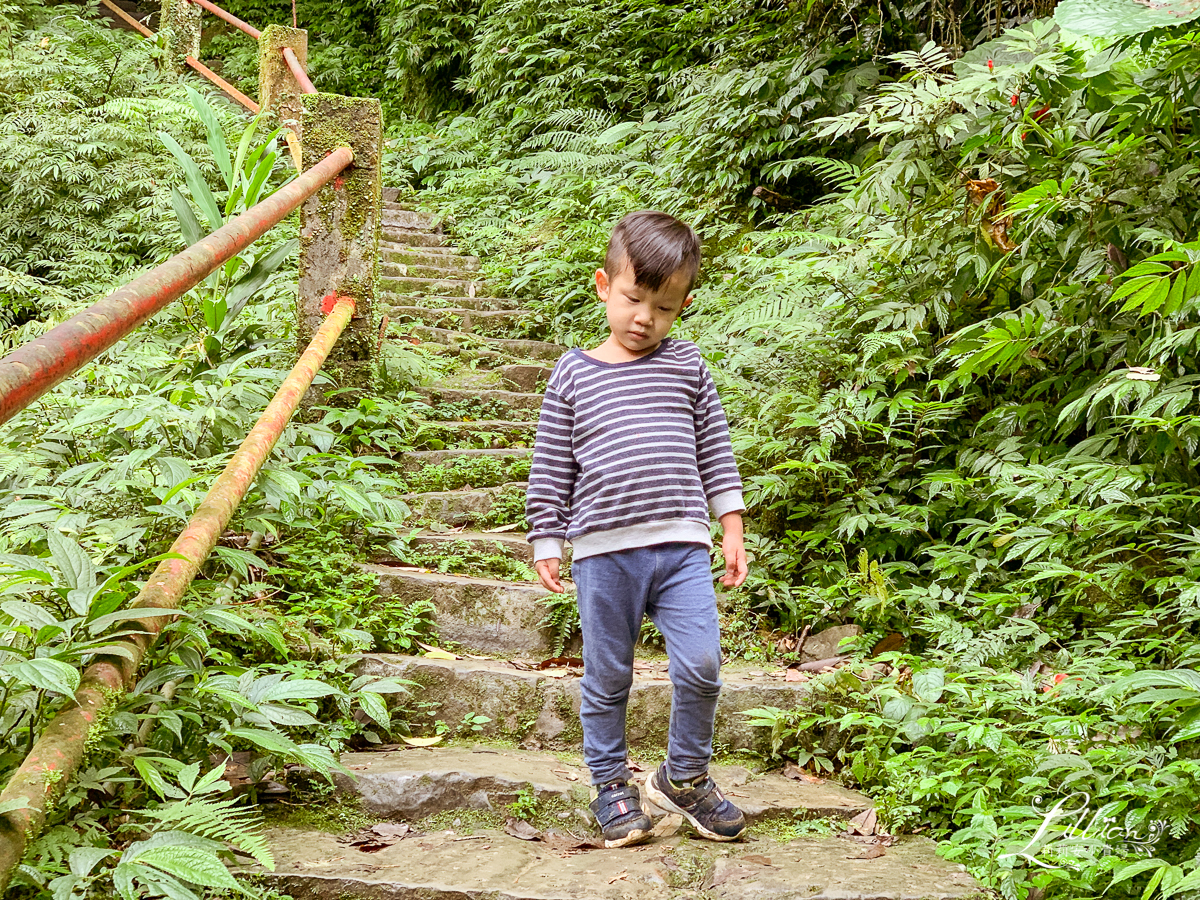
top-left (380, 261), bottom-right (481, 280)
top-left (416, 386), bottom-right (544, 415)
top-left (361, 567), bottom-right (559, 656)
top-left (381, 187), bottom-right (401, 203)
top-left (399, 480), bottom-right (528, 527)
top-left (407, 326), bottom-right (564, 362)
top-left (335, 746), bottom-right (870, 824)
top-left (416, 419), bottom-right (537, 447)
top-left (382, 209), bottom-right (440, 231)
top-left (379, 241), bottom-right (460, 256)
top-left (499, 363), bottom-right (554, 392)
top-left (355, 655), bottom-right (813, 757)
top-left (261, 825), bottom-right (980, 900)
top-left (382, 227), bottom-right (450, 248)
top-left (390, 306), bottom-right (524, 338)
top-left (382, 292), bottom-right (522, 311)
top-left (398, 447), bottom-right (532, 472)
top-left (407, 530), bottom-right (544, 567)
top-left (381, 276), bottom-right (487, 299)
top-left (380, 248), bottom-right (481, 270)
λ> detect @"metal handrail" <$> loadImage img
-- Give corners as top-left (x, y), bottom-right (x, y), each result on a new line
top-left (0, 296), bottom-right (356, 891)
top-left (282, 46), bottom-right (317, 94)
top-left (185, 55), bottom-right (260, 112)
top-left (186, 0), bottom-right (261, 39)
top-left (98, 0), bottom-right (154, 39)
top-left (0, 146), bottom-right (354, 426)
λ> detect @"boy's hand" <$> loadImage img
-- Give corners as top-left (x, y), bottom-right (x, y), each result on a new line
top-left (718, 511), bottom-right (748, 588)
top-left (536, 558), bottom-right (566, 593)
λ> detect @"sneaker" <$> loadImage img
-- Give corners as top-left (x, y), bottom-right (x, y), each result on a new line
top-left (644, 764), bottom-right (746, 841)
top-left (589, 780), bottom-right (653, 848)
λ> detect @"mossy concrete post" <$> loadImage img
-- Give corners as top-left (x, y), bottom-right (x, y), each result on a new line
top-left (158, 0), bottom-right (201, 73)
top-left (297, 93), bottom-right (382, 394)
top-left (258, 25), bottom-right (307, 140)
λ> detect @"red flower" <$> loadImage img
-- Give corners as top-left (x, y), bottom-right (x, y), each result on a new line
top-left (987, 59), bottom-right (994, 71)
top-left (1011, 93), bottom-right (1019, 106)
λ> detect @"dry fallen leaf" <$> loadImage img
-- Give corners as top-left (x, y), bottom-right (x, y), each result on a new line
top-left (741, 854), bottom-right (774, 866)
top-left (848, 845), bottom-right (886, 859)
top-left (784, 667), bottom-right (808, 682)
top-left (401, 735), bottom-right (444, 747)
top-left (846, 808), bottom-right (878, 836)
top-left (782, 762), bottom-right (825, 784)
top-left (503, 817), bottom-right (542, 841)
top-left (551, 768), bottom-right (579, 781)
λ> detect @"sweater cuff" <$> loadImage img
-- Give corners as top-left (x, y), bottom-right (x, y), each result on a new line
top-left (532, 538), bottom-right (566, 562)
top-left (709, 489), bottom-right (746, 520)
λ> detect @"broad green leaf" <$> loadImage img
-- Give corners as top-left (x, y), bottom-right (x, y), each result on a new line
top-left (1054, 0), bottom-right (1200, 36)
top-left (86, 607), bottom-right (185, 634)
top-left (257, 678), bottom-right (340, 703)
top-left (159, 131), bottom-right (223, 232)
top-left (185, 86), bottom-right (233, 191)
top-left (5, 657), bottom-right (80, 696)
top-left (2, 600), bottom-right (60, 631)
top-left (0, 797), bottom-right (31, 815)
top-left (68, 847), bottom-right (115, 878)
top-left (912, 668), bottom-right (946, 703)
top-left (134, 845), bottom-right (240, 891)
top-left (47, 530), bottom-right (97, 597)
top-left (168, 186), bottom-right (203, 247)
top-left (357, 690), bottom-right (390, 729)
top-left (223, 237), bottom-right (299, 322)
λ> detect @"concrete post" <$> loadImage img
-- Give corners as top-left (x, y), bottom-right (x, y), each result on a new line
top-left (258, 25), bottom-right (308, 140)
top-left (297, 94), bottom-right (382, 393)
top-left (158, 0), bottom-right (201, 73)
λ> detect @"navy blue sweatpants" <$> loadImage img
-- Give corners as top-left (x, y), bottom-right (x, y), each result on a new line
top-left (572, 542), bottom-right (722, 786)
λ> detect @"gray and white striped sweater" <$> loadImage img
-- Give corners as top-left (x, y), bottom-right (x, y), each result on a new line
top-left (525, 338), bottom-right (745, 562)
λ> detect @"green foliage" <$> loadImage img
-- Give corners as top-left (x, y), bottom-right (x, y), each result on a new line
top-left (0, 5), bottom-right (237, 330)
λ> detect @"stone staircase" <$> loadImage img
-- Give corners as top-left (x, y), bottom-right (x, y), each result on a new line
top-left (258, 197), bottom-right (983, 899)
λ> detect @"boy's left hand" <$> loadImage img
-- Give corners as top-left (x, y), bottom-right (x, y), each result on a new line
top-left (718, 511), bottom-right (748, 587)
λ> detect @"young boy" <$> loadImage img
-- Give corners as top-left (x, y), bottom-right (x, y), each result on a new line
top-left (525, 210), bottom-right (749, 848)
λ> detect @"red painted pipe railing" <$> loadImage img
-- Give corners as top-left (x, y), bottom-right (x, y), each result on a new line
top-left (186, 0), bottom-right (261, 39)
top-left (282, 46), bottom-right (317, 94)
top-left (99, 0), bottom-right (155, 39)
top-left (0, 146), bottom-right (354, 427)
top-left (0, 296), bottom-right (357, 893)
top-left (186, 55), bottom-right (260, 112)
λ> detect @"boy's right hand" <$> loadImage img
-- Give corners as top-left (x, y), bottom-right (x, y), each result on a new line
top-left (536, 558), bottom-right (565, 593)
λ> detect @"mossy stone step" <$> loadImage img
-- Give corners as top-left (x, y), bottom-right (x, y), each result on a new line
top-left (380, 261), bottom-right (482, 280)
top-left (406, 326), bottom-right (564, 362)
top-left (361, 566), bottom-right (560, 656)
top-left (355, 655), bottom-right (814, 757)
top-left (381, 275), bottom-right (487, 299)
top-left (382, 292), bottom-right (521, 311)
top-left (381, 227), bottom-right (450, 248)
top-left (334, 746), bottom-right (870, 824)
top-left (415, 418), bottom-right (537, 444)
top-left (500, 363), bottom-right (554, 392)
top-left (381, 248), bottom-right (481, 270)
top-left (381, 208), bottom-right (440, 230)
top-left (261, 825), bottom-right (980, 900)
top-left (399, 480), bottom-right (527, 527)
top-left (390, 305), bottom-right (524, 337)
top-left (416, 386), bottom-right (544, 414)
top-left (379, 241), bottom-right (461, 256)
top-left (407, 530), bottom-right (545, 566)
top-left (398, 447), bottom-right (531, 473)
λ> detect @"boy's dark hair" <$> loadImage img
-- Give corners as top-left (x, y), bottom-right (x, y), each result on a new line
top-left (604, 210), bottom-right (701, 293)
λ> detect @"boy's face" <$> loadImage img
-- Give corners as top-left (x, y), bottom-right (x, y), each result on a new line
top-left (595, 259), bottom-right (693, 357)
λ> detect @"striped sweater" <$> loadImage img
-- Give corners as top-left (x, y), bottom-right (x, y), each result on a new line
top-left (525, 338), bottom-right (745, 562)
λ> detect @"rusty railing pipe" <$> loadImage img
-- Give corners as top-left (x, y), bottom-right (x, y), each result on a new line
top-left (0, 145), bottom-right (354, 427)
top-left (185, 55), bottom-right (261, 112)
top-left (0, 297), bottom-right (357, 892)
top-left (281, 46), bottom-right (317, 94)
top-left (185, 0), bottom-right (261, 39)
top-left (99, 0), bottom-right (155, 39)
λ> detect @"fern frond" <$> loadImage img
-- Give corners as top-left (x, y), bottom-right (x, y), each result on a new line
top-left (144, 795), bottom-right (274, 869)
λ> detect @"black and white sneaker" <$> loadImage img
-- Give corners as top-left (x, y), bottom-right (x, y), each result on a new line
top-left (589, 780), bottom-right (653, 848)
top-left (644, 764), bottom-right (746, 841)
